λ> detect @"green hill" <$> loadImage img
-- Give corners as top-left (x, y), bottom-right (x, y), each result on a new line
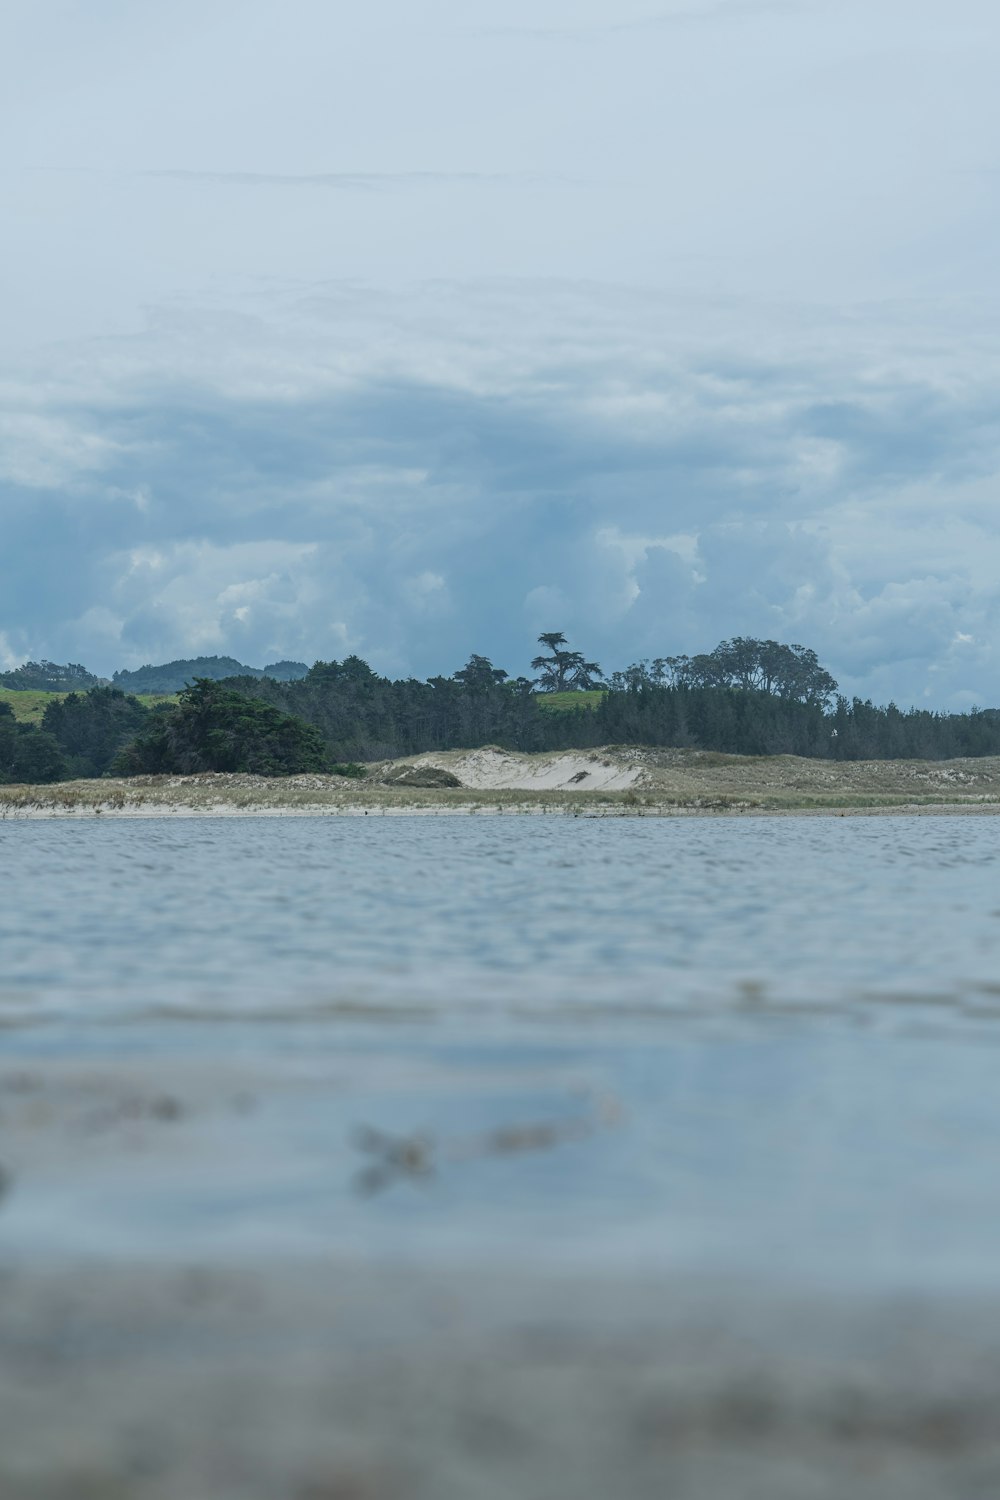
top-left (0, 689), bottom-right (175, 725)
top-left (0, 660), bottom-right (103, 692)
top-left (535, 690), bottom-right (605, 711)
top-left (112, 656), bottom-right (309, 694)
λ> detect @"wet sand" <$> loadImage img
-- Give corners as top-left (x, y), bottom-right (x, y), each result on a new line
top-left (4, 1040), bottom-right (1000, 1500)
top-left (5, 1257), bottom-right (1000, 1499)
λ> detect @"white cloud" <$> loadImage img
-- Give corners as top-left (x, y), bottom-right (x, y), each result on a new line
top-left (1, 0), bottom-right (999, 705)
top-left (1, 275), bottom-right (999, 705)
top-left (0, 632), bottom-right (21, 672)
top-left (0, 409), bottom-right (124, 489)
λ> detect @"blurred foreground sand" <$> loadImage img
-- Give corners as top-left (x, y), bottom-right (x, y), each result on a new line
top-left (4, 1259), bottom-right (1000, 1499)
top-left (3, 1056), bottom-right (1000, 1500)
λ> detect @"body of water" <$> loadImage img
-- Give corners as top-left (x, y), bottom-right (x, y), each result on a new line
top-left (7, 813), bottom-right (1000, 1498)
top-left (2, 814), bottom-right (1000, 1289)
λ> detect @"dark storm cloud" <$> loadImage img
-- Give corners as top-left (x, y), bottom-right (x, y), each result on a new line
top-left (3, 291), bottom-right (999, 709)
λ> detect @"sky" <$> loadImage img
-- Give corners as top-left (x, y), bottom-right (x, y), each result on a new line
top-left (2, 0), bottom-right (999, 706)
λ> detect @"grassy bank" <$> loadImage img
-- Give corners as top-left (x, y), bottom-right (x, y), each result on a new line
top-left (2, 686), bottom-right (603, 724)
top-left (0, 687), bottom-right (176, 724)
top-left (5, 749), bottom-right (1000, 818)
top-left (535, 689), bottom-right (605, 711)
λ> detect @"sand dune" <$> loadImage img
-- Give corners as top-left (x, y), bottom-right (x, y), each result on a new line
top-left (4, 744), bottom-right (1000, 816)
top-left (406, 746), bottom-right (643, 792)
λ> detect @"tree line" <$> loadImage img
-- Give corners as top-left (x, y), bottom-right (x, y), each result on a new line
top-left (0, 654), bottom-right (309, 695)
top-left (2, 634), bottom-right (999, 783)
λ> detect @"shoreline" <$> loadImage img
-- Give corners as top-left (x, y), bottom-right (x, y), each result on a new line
top-left (5, 745), bottom-right (1000, 819)
top-left (5, 797), bottom-right (1000, 819)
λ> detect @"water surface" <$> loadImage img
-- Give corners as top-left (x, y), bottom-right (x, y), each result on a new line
top-left (3, 815), bottom-right (1000, 1292)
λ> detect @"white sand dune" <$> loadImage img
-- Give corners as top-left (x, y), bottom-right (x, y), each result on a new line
top-left (408, 747), bottom-right (643, 792)
top-left (6, 746), bottom-right (1000, 817)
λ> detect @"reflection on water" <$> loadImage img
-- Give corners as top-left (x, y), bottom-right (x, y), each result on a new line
top-left (1, 815), bottom-right (1000, 1289)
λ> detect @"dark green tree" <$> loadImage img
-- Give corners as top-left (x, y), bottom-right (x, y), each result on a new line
top-left (531, 633), bottom-right (604, 692)
top-left (665, 639), bottom-right (837, 705)
top-left (0, 703), bottom-right (67, 783)
top-left (42, 687), bottom-right (150, 778)
top-left (114, 679), bottom-right (330, 776)
top-left (0, 660), bottom-right (101, 691)
top-left (87, 639), bottom-right (1000, 769)
top-left (607, 659), bottom-right (671, 691)
top-left (452, 654), bottom-right (509, 691)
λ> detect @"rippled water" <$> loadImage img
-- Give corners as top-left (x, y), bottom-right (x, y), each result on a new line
top-left (4, 814), bottom-right (1000, 1020)
top-left (3, 814), bottom-right (1000, 1290)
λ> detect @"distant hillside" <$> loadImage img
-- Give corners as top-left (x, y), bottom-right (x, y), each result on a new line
top-left (112, 656), bottom-right (309, 695)
top-left (0, 660), bottom-right (104, 691)
top-left (259, 660), bottom-right (313, 682)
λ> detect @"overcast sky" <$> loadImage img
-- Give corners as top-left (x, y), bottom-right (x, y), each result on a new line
top-left (2, 0), bottom-right (999, 704)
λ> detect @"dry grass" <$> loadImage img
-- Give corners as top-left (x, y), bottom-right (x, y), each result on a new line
top-left (5, 746), bottom-right (1000, 818)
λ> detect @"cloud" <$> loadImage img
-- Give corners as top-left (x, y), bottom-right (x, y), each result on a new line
top-left (141, 170), bottom-right (543, 189)
top-left (3, 0), bottom-right (999, 715)
top-left (0, 408), bottom-right (126, 490)
top-left (2, 279), bottom-right (1000, 707)
top-left (469, 0), bottom-right (804, 40)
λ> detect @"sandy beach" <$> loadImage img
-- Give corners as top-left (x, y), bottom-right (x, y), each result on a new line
top-left (4, 745), bottom-right (1000, 818)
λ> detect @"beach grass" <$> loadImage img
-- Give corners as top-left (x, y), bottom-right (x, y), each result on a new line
top-left (3, 772), bottom-right (1000, 819)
